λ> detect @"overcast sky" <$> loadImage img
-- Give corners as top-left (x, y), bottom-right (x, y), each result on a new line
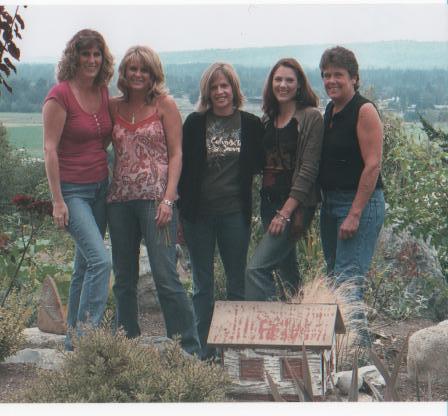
top-left (8, 1), bottom-right (448, 63)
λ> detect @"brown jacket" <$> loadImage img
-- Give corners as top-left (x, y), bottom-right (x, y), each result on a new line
top-left (289, 106), bottom-right (324, 207)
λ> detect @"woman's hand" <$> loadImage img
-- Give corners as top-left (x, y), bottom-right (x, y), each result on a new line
top-left (338, 212), bottom-right (360, 240)
top-left (155, 200), bottom-right (173, 228)
top-left (268, 211), bottom-right (290, 236)
top-left (53, 200), bottom-right (69, 229)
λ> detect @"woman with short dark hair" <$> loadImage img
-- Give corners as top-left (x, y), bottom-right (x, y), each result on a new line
top-left (319, 46), bottom-right (385, 346)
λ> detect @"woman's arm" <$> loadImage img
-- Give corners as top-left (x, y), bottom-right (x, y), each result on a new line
top-left (42, 99), bottom-right (68, 228)
top-left (338, 103), bottom-right (383, 240)
top-left (157, 95), bottom-right (183, 227)
top-left (103, 97), bottom-right (118, 149)
top-left (269, 110), bottom-right (323, 236)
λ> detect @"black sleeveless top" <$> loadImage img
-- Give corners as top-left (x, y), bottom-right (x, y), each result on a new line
top-left (319, 92), bottom-right (383, 191)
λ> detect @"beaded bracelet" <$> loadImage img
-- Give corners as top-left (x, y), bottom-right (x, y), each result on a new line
top-left (161, 199), bottom-right (174, 208)
top-left (275, 210), bottom-right (290, 223)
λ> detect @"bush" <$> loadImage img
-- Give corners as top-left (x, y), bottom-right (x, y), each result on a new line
top-left (21, 328), bottom-right (230, 402)
top-left (382, 114), bottom-right (448, 277)
top-left (0, 291), bottom-right (32, 362)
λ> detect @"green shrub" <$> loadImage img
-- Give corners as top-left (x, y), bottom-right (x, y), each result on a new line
top-left (382, 114), bottom-right (448, 277)
top-left (21, 328), bottom-right (230, 402)
top-left (0, 291), bottom-right (32, 362)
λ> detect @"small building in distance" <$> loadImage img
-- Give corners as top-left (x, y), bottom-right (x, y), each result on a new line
top-left (208, 301), bottom-right (345, 401)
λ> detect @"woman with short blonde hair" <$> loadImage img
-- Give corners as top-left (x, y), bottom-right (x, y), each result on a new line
top-left (178, 62), bottom-right (264, 360)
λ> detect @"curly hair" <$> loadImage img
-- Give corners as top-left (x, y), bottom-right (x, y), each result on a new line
top-left (196, 62), bottom-right (245, 113)
top-left (117, 45), bottom-right (168, 103)
top-left (262, 58), bottom-right (318, 120)
top-left (319, 46), bottom-right (360, 91)
top-left (56, 29), bottom-right (114, 86)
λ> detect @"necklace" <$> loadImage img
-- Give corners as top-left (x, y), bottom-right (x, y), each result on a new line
top-left (130, 102), bottom-right (147, 124)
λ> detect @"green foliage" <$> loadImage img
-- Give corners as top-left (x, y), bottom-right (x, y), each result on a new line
top-left (21, 328), bottom-right (230, 402)
top-left (0, 122), bottom-right (46, 213)
top-left (382, 114), bottom-right (448, 276)
top-left (0, 291), bottom-right (32, 362)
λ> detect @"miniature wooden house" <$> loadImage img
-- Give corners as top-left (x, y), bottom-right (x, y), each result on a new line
top-left (207, 301), bottom-right (345, 400)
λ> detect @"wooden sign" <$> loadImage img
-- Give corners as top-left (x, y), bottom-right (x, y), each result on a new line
top-left (208, 301), bottom-right (345, 348)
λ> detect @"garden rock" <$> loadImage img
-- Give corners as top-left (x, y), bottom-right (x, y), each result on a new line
top-left (334, 365), bottom-right (385, 395)
top-left (334, 370), bottom-right (363, 394)
top-left (4, 348), bottom-right (64, 370)
top-left (376, 226), bottom-right (447, 320)
top-left (359, 365), bottom-right (386, 388)
top-left (137, 245), bottom-right (161, 312)
top-left (37, 276), bottom-right (66, 335)
top-left (407, 320), bottom-right (448, 382)
top-left (22, 327), bottom-right (65, 349)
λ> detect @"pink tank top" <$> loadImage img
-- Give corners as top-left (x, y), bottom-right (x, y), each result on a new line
top-left (44, 81), bottom-right (111, 183)
top-left (107, 111), bottom-right (169, 202)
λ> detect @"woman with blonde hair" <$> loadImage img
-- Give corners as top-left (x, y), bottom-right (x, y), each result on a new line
top-left (43, 29), bottom-right (114, 350)
top-left (107, 45), bottom-right (200, 355)
top-left (245, 58), bottom-right (324, 301)
top-left (178, 62), bottom-right (264, 360)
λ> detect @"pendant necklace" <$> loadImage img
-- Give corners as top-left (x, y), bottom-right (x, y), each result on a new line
top-left (130, 102), bottom-right (147, 124)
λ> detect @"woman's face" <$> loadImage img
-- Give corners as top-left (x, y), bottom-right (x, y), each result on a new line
top-left (272, 65), bottom-right (299, 105)
top-left (322, 65), bottom-right (357, 103)
top-left (209, 71), bottom-right (234, 115)
top-left (77, 45), bottom-right (102, 80)
top-left (125, 58), bottom-right (152, 92)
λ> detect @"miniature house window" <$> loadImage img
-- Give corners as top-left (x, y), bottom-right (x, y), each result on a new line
top-left (281, 358), bottom-right (303, 380)
top-left (240, 357), bottom-right (264, 381)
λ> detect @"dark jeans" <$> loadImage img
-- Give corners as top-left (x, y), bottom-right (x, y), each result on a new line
top-left (61, 179), bottom-right (111, 351)
top-left (182, 211), bottom-right (250, 359)
top-left (246, 194), bottom-right (315, 301)
top-left (107, 200), bottom-right (200, 356)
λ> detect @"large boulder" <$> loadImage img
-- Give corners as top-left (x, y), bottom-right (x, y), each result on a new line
top-left (22, 327), bottom-right (65, 349)
top-left (407, 320), bottom-right (448, 382)
top-left (376, 226), bottom-right (447, 320)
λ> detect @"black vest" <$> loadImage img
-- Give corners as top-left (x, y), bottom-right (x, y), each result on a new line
top-left (319, 92), bottom-right (383, 191)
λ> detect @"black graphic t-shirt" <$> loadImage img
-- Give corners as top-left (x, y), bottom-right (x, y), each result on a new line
top-left (261, 117), bottom-right (298, 202)
top-left (199, 110), bottom-right (242, 216)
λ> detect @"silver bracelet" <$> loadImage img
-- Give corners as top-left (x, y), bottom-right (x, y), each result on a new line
top-left (275, 210), bottom-right (290, 223)
top-left (161, 199), bottom-right (174, 208)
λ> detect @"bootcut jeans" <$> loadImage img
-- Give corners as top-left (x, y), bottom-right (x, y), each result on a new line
top-left (61, 178), bottom-right (111, 351)
top-left (107, 200), bottom-right (200, 356)
top-left (245, 194), bottom-right (315, 301)
top-left (320, 188), bottom-right (385, 346)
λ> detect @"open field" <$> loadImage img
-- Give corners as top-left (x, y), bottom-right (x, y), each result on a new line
top-left (1, 97), bottom-right (263, 159)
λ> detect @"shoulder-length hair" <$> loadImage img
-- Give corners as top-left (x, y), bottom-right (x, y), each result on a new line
top-left (56, 29), bottom-right (114, 86)
top-left (117, 45), bottom-right (168, 103)
top-left (319, 46), bottom-right (360, 91)
top-left (262, 58), bottom-right (319, 120)
top-left (196, 62), bottom-right (245, 113)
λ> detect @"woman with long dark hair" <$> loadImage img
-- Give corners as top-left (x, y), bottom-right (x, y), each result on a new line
top-left (245, 58), bottom-right (323, 301)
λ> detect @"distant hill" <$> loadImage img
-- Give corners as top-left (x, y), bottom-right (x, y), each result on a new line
top-left (158, 41), bottom-right (448, 69)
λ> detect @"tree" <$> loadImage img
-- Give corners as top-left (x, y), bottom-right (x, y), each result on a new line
top-left (0, 5), bottom-right (25, 95)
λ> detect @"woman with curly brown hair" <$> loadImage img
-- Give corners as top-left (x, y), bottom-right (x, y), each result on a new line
top-left (245, 58), bottom-right (323, 301)
top-left (106, 46), bottom-right (200, 355)
top-left (42, 29), bottom-right (114, 350)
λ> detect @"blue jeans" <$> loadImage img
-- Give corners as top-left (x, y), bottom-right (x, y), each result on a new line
top-left (320, 189), bottom-right (385, 346)
top-left (246, 195), bottom-right (315, 301)
top-left (182, 211), bottom-right (250, 359)
top-left (107, 200), bottom-right (200, 356)
top-left (61, 179), bottom-right (112, 351)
